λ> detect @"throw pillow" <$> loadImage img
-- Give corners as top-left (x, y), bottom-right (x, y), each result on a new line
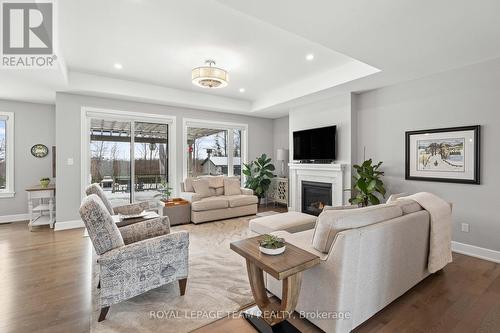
top-left (192, 179), bottom-right (211, 198)
top-left (200, 175), bottom-right (224, 188)
top-left (224, 178), bottom-right (241, 196)
top-left (184, 177), bottom-right (195, 192)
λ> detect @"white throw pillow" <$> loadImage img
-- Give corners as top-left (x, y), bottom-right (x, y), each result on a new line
top-left (184, 177), bottom-right (195, 192)
top-left (201, 175), bottom-right (224, 189)
top-left (192, 179), bottom-right (211, 198)
top-left (224, 178), bottom-right (241, 196)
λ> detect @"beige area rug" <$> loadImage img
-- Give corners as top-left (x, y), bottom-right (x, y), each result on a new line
top-left (91, 216), bottom-right (258, 333)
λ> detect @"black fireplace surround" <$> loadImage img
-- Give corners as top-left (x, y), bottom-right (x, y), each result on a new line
top-left (301, 181), bottom-right (332, 216)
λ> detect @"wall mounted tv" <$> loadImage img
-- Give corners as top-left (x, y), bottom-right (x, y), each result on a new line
top-left (293, 125), bottom-right (336, 161)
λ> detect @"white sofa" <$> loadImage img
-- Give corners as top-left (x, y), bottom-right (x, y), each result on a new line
top-left (265, 199), bottom-right (441, 333)
top-left (180, 175), bottom-right (258, 224)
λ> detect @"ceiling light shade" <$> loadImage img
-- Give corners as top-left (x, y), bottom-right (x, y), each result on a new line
top-left (192, 60), bottom-right (228, 88)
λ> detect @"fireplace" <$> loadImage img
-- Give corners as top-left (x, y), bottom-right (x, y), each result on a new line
top-left (301, 181), bottom-right (332, 216)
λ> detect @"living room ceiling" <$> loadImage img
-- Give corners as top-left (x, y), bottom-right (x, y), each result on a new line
top-left (0, 0), bottom-right (499, 118)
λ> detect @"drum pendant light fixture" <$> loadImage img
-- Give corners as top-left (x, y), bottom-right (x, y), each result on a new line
top-left (192, 60), bottom-right (228, 88)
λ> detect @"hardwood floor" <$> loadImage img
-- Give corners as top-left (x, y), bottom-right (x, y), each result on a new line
top-left (197, 253), bottom-right (500, 333)
top-left (1, 212), bottom-right (499, 333)
top-left (0, 222), bottom-right (91, 333)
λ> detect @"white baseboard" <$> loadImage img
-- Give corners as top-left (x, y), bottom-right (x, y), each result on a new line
top-left (54, 219), bottom-right (84, 231)
top-left (0, 213), bottom-right (30, 224)
top-left (452, 241), bottom-right (500, 264)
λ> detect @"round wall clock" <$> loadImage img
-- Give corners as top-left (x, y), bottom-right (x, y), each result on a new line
top-left (31, 144), bottom-right (49, 158)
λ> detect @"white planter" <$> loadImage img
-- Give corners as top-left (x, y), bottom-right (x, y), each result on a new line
top-left (259, 245), bottom-right (286, 255)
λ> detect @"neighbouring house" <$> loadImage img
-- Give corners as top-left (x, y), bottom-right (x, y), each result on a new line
top-left (200, 156), bottom-right (241, 176)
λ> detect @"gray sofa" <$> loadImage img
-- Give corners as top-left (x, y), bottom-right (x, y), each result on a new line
top-left (180, 175), bottom-right (258, 223)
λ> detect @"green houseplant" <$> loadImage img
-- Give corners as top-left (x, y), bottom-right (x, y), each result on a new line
top-left (155, 180), bottom-right (173, 201)
top-left (242, 154), bottom-right (275, 204)
top-left (349, 159), bottom-right (386, 207)
top-left (258, 234), bottom-right (286, 255)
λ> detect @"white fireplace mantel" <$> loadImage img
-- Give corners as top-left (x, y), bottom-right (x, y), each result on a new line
top-left (288, 163), bottom-right (345, 212)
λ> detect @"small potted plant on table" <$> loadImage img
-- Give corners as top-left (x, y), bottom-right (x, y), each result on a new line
top-left (258, 234), bottom-right (286, 255)
top-left (40, 177), bottom-right (50, 188)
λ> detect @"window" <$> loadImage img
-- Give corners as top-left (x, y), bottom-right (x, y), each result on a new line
top-left (0, 112), bottom-right (14, 198)
top-left (184, 119), bottom-right (247, 181)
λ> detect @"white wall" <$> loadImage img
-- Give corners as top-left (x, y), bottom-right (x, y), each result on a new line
top-left (0, 100), bottom-right (55, 217)
top-left (55, 93), bottom-right (274, 223)
top-left (355, 57), bottom-right (500, 252)
top-left (272, 116), bottom-right (289, 176)
top-left (288, 93), bottom-right (353, 202)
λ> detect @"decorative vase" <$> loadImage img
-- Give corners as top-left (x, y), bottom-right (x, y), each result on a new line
top-left (259, 245), bottom-right (286, 255)
top-left (40, 180), bottom-right (50, 188)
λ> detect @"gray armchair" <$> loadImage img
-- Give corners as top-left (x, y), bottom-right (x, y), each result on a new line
top-left (79, 194), bottom-right (189, 321)
top-left (85, 183), bottom-right (150, 216)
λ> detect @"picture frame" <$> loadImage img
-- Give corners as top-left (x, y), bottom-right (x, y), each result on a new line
top-left (31, 144), bottom-right (49, 158)
top-left (405, 125), bottom-right (480, 184)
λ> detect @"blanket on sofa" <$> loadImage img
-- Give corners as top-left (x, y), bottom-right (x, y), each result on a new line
top-left (404, 192), bottom-right (453, 273)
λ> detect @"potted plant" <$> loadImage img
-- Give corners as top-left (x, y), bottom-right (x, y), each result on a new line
top-left (40, 177), bottom-right (50, 188)
top-left (242, 154), bottom-right (275, 204)
top-left (258, 234), bottom-right (286, 255)
top-left (349, 159), bottom-right (386, 207)
top-left (155, 180), bottom-right (173, 202)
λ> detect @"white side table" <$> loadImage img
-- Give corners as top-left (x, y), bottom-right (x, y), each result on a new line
top-left (268, 177), bottom-right (288, 206)
top-left (26, 183), bottom-right (56, 231)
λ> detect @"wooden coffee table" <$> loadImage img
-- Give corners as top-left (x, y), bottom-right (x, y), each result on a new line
top-left (230, 235), bottom-right (320, 333)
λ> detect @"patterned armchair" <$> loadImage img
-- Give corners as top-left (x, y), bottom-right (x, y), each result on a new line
top-left (79, 194), bottom-right (189, 321)
top-left (85, 183), bottom-right (150, 216)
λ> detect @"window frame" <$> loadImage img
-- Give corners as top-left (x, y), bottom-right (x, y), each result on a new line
top-left (182, 118), bottom-right (248, 182)
top-left (0, 111), bottom-right (15, 198)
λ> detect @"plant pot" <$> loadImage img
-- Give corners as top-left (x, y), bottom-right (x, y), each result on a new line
top-left (259, 245), bottom-right (286, 255)
top-left (40, 180), bottom-right (50, 188)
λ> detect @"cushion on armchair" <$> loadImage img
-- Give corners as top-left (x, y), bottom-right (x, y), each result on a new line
top-left (79, 194), bottom-right (124, 255)
top-left (119, 216), bottom-right (171, 244)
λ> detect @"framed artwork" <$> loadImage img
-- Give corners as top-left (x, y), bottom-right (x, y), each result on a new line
top-left (405, 125), bottom-right (480, 184)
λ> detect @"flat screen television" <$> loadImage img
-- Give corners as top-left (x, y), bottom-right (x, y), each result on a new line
top-left (293, 125), bottom-right (336, 161)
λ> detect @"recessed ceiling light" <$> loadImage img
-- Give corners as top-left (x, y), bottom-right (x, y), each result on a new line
top-left (239, 88), bottom-right (245, 93)
top-left (113, 63), bottom-right (123, 70)
top-left (305, 54), bottom-right (315, 61)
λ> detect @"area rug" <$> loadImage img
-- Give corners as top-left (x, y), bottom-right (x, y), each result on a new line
top-left (91, 216), bottom-right (256, 333)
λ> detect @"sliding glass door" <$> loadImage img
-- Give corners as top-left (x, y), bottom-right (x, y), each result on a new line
top-left (89, 117), bottom-right (169, 208)
top-left (133, 122), bottom-right (168, 204)
top-left (90, 119), bottom-right (132, 207)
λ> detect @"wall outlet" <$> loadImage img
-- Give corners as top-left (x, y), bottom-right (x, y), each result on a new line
top-left (461, 223), bottom-right (470, 233)
top-left (67, 158), bottom-right (74, 166)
